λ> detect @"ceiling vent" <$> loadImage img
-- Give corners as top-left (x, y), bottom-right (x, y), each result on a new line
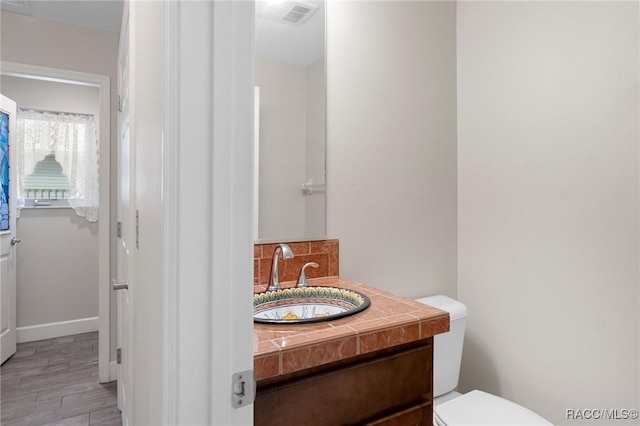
top-left (0, 0), bottom-right (33, 16)
top-left (260, 1), bottom-right (318, 26)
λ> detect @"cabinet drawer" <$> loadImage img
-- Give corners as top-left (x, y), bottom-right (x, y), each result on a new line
top-left (366, 402), bottom-right (431, 426)
top-left (255, 342), bottom-right (432, 426)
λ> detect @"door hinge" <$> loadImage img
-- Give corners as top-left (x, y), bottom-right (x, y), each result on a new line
top-left (117, 221), bottom-right (122, 238)
top-left (231, 370), bottom-right (255, 409)
top-left (135, 210), bottom-right (139, 249)
top-left (117, 347), bottom-right (122, 364)
top-left (117, 95), bottom-right (122, 113)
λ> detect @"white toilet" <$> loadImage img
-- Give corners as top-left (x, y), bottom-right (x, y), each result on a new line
top-left (416, 295), bottom-right (553, 426)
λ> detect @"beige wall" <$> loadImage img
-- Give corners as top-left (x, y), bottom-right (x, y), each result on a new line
top-left (1, 76), bottom-right (99, 116)
top-left (0, 76), bottom-right (100, 329)
top-left (15, 209), bottom-right (98, 327)
top-left (457, 2), bottom-right (639, 425)
top-left (1, 12), bottom-right (119, 355)
top-left (255, 57), bottom-right (307, 240)
top-left (255, 55), bottom-right (327, 241)
top-left (305, 57), bottom-right (326, 238)
top-left (326, 1), bottom-right (458, 299)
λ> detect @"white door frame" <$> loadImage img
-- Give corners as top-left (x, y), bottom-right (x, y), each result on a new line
top-left (0, 61), bottom-right (111, 383)
top-left (162, 1), bottom-right (255, 424)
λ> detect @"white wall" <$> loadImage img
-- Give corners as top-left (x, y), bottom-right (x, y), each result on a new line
top-left (457, 2), bottom-right (639, 425)
top-left (1, 11), bottom-right (119, 355)
top-left (0, 76), bottom-right (100, 330)
top-left (326, 1), bottom-right (458, 298)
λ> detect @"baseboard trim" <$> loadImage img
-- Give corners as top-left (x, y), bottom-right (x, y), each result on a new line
top-left (17, 317), bottom-right (99, 343)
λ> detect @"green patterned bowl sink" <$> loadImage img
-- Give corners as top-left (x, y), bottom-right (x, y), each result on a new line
top-left (253, 286), bottom-right (371, 324)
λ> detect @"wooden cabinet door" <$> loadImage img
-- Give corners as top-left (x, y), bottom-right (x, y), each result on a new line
top-left (256, 342), bottom-right (432, 426)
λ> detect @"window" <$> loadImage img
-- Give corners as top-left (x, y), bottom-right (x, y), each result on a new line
top-left (0, 111), bottom-right (9, 231)
top-left (24, 152), bottom-right (70, 207)
top-left (17, 109), bottom-right (99, 221)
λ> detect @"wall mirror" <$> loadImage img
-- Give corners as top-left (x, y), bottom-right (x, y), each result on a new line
top-left (254, 0), bottom-right (326, 243)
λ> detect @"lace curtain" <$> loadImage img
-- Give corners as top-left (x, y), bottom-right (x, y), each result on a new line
top-left (17, 109), bottom-right (99, 222)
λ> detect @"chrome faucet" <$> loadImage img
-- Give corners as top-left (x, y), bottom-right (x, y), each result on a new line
top-left (267, 243), bottom-right (294, 291)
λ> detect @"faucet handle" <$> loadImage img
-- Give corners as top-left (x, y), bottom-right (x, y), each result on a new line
top-left (296, 262), bottom-right (319, 288)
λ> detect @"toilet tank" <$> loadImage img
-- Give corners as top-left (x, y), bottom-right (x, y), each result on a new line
top-left (415, 295), bottom-right (468, 397)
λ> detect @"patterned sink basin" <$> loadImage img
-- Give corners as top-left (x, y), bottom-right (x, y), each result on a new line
top-left (254, 286), bottom-right (371, 324)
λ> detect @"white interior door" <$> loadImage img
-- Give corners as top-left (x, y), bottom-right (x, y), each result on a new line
top-left (0, 94), bottom-right (18, 365)
top-left (116, 8), bottom-right (133, 425)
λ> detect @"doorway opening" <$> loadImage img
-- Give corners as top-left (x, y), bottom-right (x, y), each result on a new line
top-left (0, 61), bottom-right (112, 382)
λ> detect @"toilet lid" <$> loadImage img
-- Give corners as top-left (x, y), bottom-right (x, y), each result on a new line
top-left (434, 390), bottom-right (553, 426)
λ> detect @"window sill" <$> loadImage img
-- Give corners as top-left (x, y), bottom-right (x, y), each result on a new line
top-left (20, 205), bottom-right (72, 210)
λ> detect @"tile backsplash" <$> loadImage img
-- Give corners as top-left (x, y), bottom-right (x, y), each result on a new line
top-left (253, 239), bottom-right (339, 285)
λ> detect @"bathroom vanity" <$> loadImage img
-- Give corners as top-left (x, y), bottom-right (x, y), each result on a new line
top-left (253, 277), bottom-right (449, 425)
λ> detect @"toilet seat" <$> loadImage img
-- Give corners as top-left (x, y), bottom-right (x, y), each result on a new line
top-left (433, 390), bottom-right (553, 426)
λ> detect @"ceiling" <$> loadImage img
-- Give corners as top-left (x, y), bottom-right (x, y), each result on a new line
top-left (1, 0), bottom-right (123, 33)
top-left (0, 0), bottom-right (324, 66)
top-left (255, 0), bottom-right (324, 66)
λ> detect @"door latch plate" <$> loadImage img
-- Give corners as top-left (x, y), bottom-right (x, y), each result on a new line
top-left (231, 370), bottom-right (255, 409)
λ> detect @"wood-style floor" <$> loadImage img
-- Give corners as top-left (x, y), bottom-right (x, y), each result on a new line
top-left (0, 332), bottom-right (122, 426)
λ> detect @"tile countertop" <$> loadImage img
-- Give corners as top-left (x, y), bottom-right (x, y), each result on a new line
top-left (253, 277), bottom-right (450, 381)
